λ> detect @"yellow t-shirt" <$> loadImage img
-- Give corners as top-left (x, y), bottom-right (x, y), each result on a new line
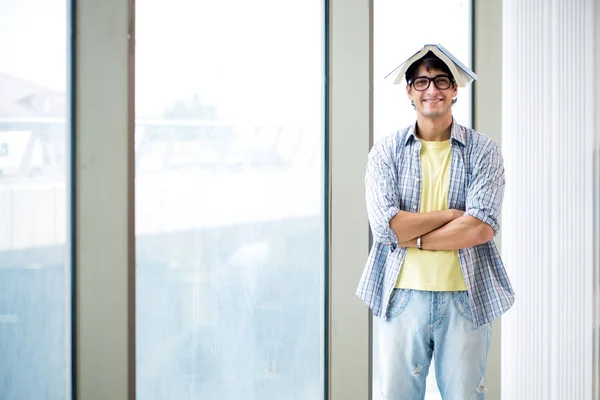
top-left (395, 139), bottom-right (466, 291)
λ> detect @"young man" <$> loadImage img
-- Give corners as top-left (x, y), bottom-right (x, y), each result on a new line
top-left (356, 45), bottom-right (515, 399)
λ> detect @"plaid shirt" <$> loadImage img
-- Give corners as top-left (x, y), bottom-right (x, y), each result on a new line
top-left (356, 121), bottom-right (514, 327)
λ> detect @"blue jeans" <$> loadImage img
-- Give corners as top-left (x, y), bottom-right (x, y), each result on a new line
top-left (376, 289), bottom-right (492, 400)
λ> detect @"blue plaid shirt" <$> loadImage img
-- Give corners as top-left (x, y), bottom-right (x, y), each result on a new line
top-left (356, 121), bottom-right (514, 327)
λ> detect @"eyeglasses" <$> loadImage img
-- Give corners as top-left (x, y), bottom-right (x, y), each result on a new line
top-left (408, 75), bottom-right (454, 91)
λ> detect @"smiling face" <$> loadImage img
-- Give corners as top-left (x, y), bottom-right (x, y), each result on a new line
top-left (406, 63), bottom-right (458, 120)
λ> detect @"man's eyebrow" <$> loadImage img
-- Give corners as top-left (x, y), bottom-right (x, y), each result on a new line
top-left (412, 74), bottom-right (451, 79)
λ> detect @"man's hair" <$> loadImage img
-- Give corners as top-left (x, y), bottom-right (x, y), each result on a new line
top-left (405, 52), bottom-right (455, 83)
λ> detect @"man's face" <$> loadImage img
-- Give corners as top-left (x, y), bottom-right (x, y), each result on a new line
top-left (406, 64), bottom-right (457, 120)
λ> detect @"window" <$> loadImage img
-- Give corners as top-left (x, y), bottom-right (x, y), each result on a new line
top-left (0, 0), bottom-right (71, 398)
top-left (135, 1), bottom-right (325, 398)
top-left (374, 0), bottom-right (472, 136)
top-left (373, 1), bottom-right (473, 399)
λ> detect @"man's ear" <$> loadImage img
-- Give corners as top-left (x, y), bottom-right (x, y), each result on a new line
top-left (406, 84), bottom-right (412, 101)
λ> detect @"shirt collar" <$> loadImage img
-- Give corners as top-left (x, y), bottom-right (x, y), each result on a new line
top-left (403, 119), bottom-right (466, 147)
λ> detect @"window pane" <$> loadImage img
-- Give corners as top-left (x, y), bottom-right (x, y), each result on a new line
top-left (135, 1), bottom-right (325, 399)
top-left (374, 0), bottom-right (472, 136)
top-left (373, 1), bottom-right (472, 399)
top-left (0, 0), bottom-right (71, 399)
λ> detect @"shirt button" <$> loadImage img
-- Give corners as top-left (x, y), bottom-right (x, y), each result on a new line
top-left (412, 205), bottom-right (417, 209)
top-left (415, 178), bottom-right (420, 182)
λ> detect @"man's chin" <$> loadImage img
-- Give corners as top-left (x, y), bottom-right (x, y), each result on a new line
top-left (419, 110), bottom-right (448, 119)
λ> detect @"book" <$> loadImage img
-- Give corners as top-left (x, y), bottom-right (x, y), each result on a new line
top-left (385, 44), bottom-right (477, 87)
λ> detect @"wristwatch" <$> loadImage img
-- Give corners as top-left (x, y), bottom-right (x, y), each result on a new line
top-left (417, 236), bottom-right (423, 250)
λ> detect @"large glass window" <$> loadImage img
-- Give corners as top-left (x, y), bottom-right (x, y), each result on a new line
top-left (135, 1), bottom-right (325, 399)
top-left (0, 0), bottom-right (71, 398)
top-left (373, 1), bottom-right (472, 399)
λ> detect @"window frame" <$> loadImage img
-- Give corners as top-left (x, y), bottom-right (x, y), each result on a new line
top-left (74, 0), bottom-right (136, 398)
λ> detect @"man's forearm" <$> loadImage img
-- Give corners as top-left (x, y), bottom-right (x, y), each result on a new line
top-left (399, 215), bottom-right (494, 250)
top-left (390, 209), bottom-right (462, 243)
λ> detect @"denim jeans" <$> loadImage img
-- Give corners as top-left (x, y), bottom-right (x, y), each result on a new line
top-left (376, 289), bottom-right (492, 400)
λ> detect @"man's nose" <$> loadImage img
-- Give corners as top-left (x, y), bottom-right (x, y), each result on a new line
top-left (426, 81), bottom-right (440, 94)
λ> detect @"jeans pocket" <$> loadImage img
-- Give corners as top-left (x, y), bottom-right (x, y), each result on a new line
top-left (451, 291), bottom-right (473, 321)
top-left (386, 289), bottom-right (412, 319)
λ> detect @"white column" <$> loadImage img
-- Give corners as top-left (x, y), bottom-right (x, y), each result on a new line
top-left (329, 0), bottom-right (372, 399)
top-left (501, 0), bottom-right (598, 399)
top-left (474, 1), bottom-right (503, 398)
top-left (75, 0), bottom-right (135, 398)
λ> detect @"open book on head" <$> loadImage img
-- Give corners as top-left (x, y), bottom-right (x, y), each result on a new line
top-left (385, 44), bottom-right (477, 87)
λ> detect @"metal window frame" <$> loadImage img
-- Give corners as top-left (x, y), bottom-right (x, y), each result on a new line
top-left (327, 0), bottom-right (372, 398)
top-left (593, 0), bottom-right (600, 396)
top-left (473, 1), bottom-right (502, 398)
top-left (74, 0), bottom-right (135, 398)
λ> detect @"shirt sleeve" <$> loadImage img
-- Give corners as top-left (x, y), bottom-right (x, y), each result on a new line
top-left (464, 141), bottom-right (505, 235)
top-left (365, 142), bottom-right (400, 245)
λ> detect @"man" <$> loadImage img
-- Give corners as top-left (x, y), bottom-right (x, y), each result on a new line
top-left (356, 44), bottom-right (515, 399)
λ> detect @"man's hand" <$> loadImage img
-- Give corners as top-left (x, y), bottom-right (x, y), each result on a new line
top-left (448, 209), bottom-right (466, 220)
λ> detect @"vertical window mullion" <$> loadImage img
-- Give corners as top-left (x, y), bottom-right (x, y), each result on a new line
top-left (75, 0), bottom-right (135, 398)
top-left (328, 0), bottom-right (371, 399)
